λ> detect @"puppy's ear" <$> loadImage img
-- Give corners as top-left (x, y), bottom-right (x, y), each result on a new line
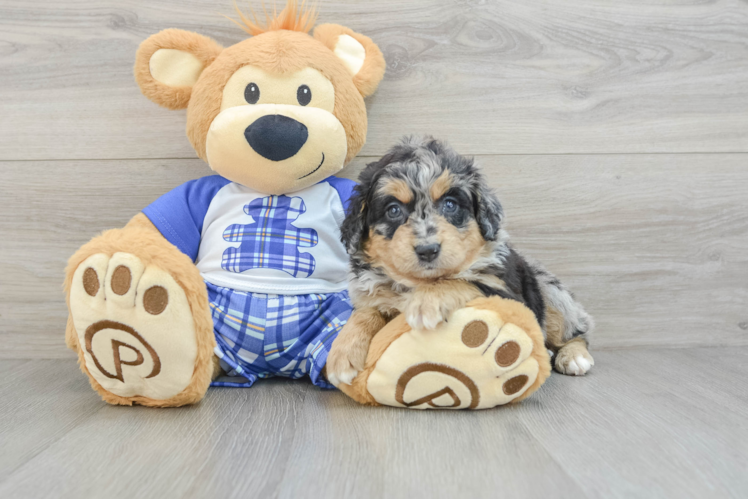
top-left (341, 187), bottom-right (368, 255)
top-left (313, 24), bottom-right (386, 97)
top-left (473, 181), bottom-right (504, 241)
top-left (134, 29), bottom-right (223, 110)
top-left (341, 156), bottom-right (392, 254)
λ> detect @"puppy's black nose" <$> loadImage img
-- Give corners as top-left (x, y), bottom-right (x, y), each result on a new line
top-left (415, 243), bottom-right (441, 263)
top-left (244, 114), bottom-right (308, 161)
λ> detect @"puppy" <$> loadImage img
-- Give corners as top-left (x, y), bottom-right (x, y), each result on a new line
top-left (326, 136), bottom-right (595, 387)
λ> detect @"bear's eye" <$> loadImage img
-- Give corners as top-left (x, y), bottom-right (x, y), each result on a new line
top-left (297, 85), bottom-right (312, 106)
top-left (244, 83), bottom-right (260, 104)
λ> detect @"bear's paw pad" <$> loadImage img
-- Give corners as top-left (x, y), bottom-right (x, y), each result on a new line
top-left (70, 253), bottom-right (197, 400)
top-left (366, 307), bottom-right (541, 409)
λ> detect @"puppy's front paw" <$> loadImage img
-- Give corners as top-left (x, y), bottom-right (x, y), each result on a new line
top-left (326, 336), bottom-right (369, 387)
top-left (555, 343), bottom-right (595, 376)
top-left (405, 297), bottom-right (444, 331)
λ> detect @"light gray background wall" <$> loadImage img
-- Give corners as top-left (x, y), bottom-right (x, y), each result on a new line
top-left (2, 0), bottom-right (746, 357)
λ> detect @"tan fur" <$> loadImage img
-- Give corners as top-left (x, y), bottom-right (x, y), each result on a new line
top-left (231, 0), bottom-right (317, 36)
top-left (366, 226), bottom-right (418, 284)
top-left (340, 296), bottom-right (551, 406)
top-left (313, 24), bottom-right (386, 97)
top-left (435, 218), bottom-right (485, 275)
top-left (212, 354), bottom-right (224, 380)
top-left (357, 218), bottom-right (487, 325)
top-left (185, 29), bottom-right (369, 165)
top-left (134, 29), bottom-right (223, 110)
top-left (65, 314), bottom-right (79, 351)
top-left (64, 213), bottom-right (215, 407)
top-left (380, 178), bottom-right (413, 204)
top-left (123, 212), bottom-right (159, 231)
top-left (326, 307), bottom-right (387, 382)
top-left (338, 314), bottom-right (412, 405)
top-left (544, 306), bottom-right (566, 351)
top-left (429, 170), bottom-right (452, 201)
top-left (366, 219), bottom-right (485, 284)
top-left (543, 306), bottom-right (594, 374)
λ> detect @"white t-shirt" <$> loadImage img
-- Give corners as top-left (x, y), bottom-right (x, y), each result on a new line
top-left (143, 175), bottom-right (356, 295)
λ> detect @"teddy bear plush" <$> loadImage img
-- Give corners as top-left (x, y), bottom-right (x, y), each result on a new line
top-left (63, 0), bottom-right (551, 408)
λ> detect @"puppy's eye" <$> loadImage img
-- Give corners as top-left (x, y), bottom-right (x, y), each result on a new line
top-left (297, 85), bottom-right (311, 106)
top-left (386, 204), bottom-right (402, 220)
top-left (442, 198), bottom-right (458, 214)
top-left (245, 83), bottom-right (260, 104)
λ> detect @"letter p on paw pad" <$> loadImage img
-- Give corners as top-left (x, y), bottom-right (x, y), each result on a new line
top-left (69, 252), bottom-right (201, 402)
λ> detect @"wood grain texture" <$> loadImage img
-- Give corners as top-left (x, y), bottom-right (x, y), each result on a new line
top-left (514, 346), bottom-right (748, 498)
top-left (0, 363), bottom-right (309, 498)
top-left (2, 0), bottom-right (746, 497)
top-left (488, 153), bottom-right (748, 349)
top-left (1, 348), bottom-right (746, 497)
top-left (1, 0), bottom-right (748, 160)
top-left (277, 385), bottom-right (585, 498)
top-left (0, 359), bottom-right (105, 483)
top-left (2, 153), bottom-right (746, 358)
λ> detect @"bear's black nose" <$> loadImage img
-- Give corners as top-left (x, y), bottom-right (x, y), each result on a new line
top-left (244, 114), bottom-right (308, 161)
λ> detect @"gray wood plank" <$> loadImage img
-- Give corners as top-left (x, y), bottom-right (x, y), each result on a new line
top-left (1, 0), bottom-right (748, 160)
top-left (0, 360), bottom-right (106, 482)
top-left (489, 153), bottom-right (748, 350)
top-left (0, 376), bottom-right (310, 498)
top-left (0, 159), bottom-right (209, 359)
top-left (277, 387), bottom-right (585, 498)
top-left (2, 153), bottom-right (747, 358)
top-left (514, 347), bottom-right (748, 498)
top-left (278, 348), bottom-right (748, 498)
top-left (1, 348), bottom-right (747, 498)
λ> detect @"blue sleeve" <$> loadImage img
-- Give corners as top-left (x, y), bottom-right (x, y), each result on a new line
top-left (325, 176), bottom-right (357, 213)
top-left (142, 175), bottom-right (231, 261)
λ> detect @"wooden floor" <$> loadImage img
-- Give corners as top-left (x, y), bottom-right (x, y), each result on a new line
top-left (1, 347), bottom-right (747, 498)
top-left (1, 0), bottom-right (748, 497)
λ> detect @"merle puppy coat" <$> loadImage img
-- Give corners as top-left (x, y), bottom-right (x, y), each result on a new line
top-left (325, 137), bottom-right (594, 386)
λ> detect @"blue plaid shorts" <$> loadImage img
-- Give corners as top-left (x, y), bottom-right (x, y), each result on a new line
top-left (206, 282), bottom-right (353, 389)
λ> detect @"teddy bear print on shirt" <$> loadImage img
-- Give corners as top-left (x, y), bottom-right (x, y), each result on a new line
top-left (222, 195), bottom-right (319, 278)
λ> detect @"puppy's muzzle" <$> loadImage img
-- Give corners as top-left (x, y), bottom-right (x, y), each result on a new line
top-left (244, 114), bottom-right (308, 161)
top-left (415, 243), bottom-right (441, 263)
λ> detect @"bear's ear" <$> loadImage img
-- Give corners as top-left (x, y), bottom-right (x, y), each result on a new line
top-left (313, 24), bottom-right (386, 98)
top-left (134, 29), bottom-right (223, 110)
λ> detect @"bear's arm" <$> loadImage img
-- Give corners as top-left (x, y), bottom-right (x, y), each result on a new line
top-left (142, 175), bottom-right (231, 261)
top-left (326, 176), bottom-right (357, 213)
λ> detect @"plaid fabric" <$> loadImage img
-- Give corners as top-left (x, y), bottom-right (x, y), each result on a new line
top-left (206, 282), bottom-right (353, 389)
top-left (222, 195), bottom-right (318, 278)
